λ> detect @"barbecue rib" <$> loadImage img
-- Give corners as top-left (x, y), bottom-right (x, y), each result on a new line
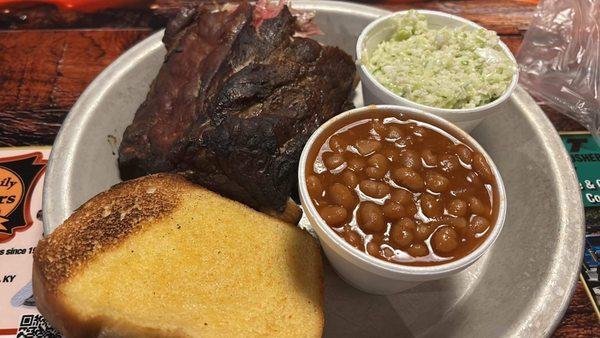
top-left (119, 2), bottom-right (356, 213)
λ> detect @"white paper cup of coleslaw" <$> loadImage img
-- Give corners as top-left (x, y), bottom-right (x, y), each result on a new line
top-left (356, 10), bottom-right (519, 132)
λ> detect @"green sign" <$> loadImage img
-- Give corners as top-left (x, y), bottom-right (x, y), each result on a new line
top-left (561, 133), bottom-right (600, 207)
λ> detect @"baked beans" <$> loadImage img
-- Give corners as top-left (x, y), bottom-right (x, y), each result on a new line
top-left (306, 114), bottom-right (498, 266)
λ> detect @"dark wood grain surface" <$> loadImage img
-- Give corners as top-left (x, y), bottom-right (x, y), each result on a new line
top-left (0, 29), bottom-right (150, 145)
top-left (0, 0), bottom-right (597, 335)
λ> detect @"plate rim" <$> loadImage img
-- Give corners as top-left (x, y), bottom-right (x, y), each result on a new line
top-left (42, 1), bottom-right (585, 336)
top-left (507, 87), bottom-right (585, 336)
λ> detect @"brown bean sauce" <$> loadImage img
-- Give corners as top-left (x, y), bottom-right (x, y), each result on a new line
top-left (306, 111), bottom-right (499, 266)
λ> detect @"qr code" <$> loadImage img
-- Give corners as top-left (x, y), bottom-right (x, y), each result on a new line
top-left (16, 314), bottom-right (61, 338)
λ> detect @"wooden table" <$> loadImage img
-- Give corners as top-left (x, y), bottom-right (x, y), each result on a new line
top-left (0, 0), bottom-right (597, 335)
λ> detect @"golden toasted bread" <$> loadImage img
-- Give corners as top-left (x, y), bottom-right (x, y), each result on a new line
top-left (33, 174), bottom-right (323, 338)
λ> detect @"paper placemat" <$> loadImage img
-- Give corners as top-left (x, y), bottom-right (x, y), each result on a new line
top-left (560, 133), bottom-right (600, 320)
top-left (0, 147), bottom-right (61, 337)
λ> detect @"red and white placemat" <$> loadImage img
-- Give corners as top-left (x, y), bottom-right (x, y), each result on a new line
top-left (0, 147), bottom-right (60, 337)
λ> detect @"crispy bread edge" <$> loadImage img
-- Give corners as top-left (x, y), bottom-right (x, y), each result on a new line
top-left (34, 173), bottom-right (190, 291)
top-left (33, 174), bottom-right (193, 337)
top-left (33, 173), bottom-right (323, 337)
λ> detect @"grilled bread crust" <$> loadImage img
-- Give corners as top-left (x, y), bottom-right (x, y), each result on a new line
top-left (33, 174), bottom-right (323, 338)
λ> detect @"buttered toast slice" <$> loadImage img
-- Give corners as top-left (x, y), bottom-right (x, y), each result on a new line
top-left (33, 174), bottom-right (323, 338)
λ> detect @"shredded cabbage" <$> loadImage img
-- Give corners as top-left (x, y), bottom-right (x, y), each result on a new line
top-left (363, 11), bottom-right (515, 109)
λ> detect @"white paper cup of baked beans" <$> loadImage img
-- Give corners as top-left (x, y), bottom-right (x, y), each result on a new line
top-left (298, 105), bottom-right (506, 295)
top-left (356, 10), bottom-right (518, 132)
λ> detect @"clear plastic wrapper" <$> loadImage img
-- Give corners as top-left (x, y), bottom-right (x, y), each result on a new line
top-left (517, 0), bottom-right (600, 144)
